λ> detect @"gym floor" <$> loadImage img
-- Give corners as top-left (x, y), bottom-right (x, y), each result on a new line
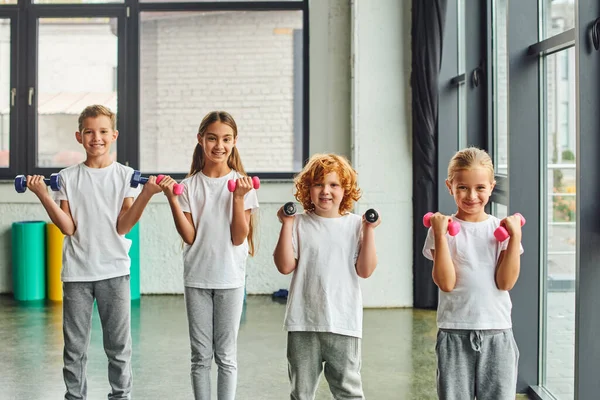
top-left (0, 295), bottom-right (529, 399)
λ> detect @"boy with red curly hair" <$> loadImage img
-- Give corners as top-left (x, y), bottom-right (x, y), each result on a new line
top-left (273, 153), bottom-right (380, 400)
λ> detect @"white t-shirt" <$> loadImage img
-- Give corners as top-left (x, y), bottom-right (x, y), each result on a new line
top-left (422, 214), bottom-right (524, 330)
top-left (53, 162), bottom-right (140, 282)
top-left (178, 170), bottom-right (259, 289)
top-left (284, 212), bottom-right (364, 338)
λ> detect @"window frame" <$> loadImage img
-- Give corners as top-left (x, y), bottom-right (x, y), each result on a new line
top-left (0, 0), bottom-right (309, 182)
top-left (0, 8), bottom-right (19, 179)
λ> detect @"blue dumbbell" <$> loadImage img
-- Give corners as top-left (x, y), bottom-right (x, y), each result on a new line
top-left (283, 202), bottom-right (297, 216)
top-left (364, 209), bottom-right (379, 223)
top-left (14, 174), bottom-right (61, 193)
top-left (130, 170), bottom-right (184, 195)
top-left (130, 170), bottom-right (149, 188)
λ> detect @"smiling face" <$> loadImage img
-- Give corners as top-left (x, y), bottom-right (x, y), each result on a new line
top-left (446, 167), bottom-right (495, 221)
top-left (75, 115), bottom-right (118, 160)
top-left (198, 121), bottom-right (237, 167)
top-left (309, 172), bottom-right (345, 218)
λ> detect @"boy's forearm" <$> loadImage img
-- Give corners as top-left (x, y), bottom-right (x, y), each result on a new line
top-left (39, 194), bottom-right (75, 235)
top-left (432, 235), bottom-right (456, 292)
top-left (167, 197), bottom-right (195, 245)
top-left (496, 235), bottom-right (522, 290)
top-left (356, 228), bottom-right (377, 278)
top-left (273, 223), bottom-right (296, 274)
top-left (230, 197), bottom-right (249, 246)
top-left (116, 191), bottom-right (153, 235)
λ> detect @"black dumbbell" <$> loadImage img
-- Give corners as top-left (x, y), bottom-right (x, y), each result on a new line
top-left (364, 209), bottom-right (379, 223)
top-left (283, 202), bottom-right (297, 216)
top-left (14, 174), bottom-right (61, 193)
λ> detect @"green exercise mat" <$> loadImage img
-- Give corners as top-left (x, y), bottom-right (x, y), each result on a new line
top-left (12, 221), bottom-right (47, 301)
top-left (126, 222), bottom-right (140, 301)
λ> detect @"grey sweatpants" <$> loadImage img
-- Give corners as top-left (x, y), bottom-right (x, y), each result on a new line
top-left (62, 275), bottom-right (132, 400)
top-left (436, 329), bottom-right (519, 400)
top-left (287, 331), bottom-right (365, 400)
top-left (184, 286), bottom-right (245, 400)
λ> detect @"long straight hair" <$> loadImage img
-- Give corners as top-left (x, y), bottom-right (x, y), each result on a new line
top-left (189, 111), bottom-right (257, 256)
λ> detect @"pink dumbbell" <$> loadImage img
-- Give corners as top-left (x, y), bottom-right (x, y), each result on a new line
top-left (494, 213), bottom-right (526, 242)
top-left (423, 212), bottom-right (460, 236)
top-left (156, 174), bottom-right (184, 196)
top-left (227, 176), bottom-right (260, 192)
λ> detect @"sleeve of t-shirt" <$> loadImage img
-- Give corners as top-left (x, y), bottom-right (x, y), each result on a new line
top-left (422, 227), bottom-right (435, 261)
top-left (53, 172), bottom-right (68, 205)
top-left (244, 188), bottom-right (259, 213)
top-left (291, 215), bottom-right (299, 259)
top-left (179, 180), bottom-right (192, 214)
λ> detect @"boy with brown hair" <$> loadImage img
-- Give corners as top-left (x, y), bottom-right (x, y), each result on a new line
top-left (27, 104), bottom-right (162, 399)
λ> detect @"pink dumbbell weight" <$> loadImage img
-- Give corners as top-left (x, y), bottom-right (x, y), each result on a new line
top-left (494, 213), bottom-right (526, 242)
top-left (422, 212), bottom-right (460, 236)
top-left (156, 174), bottom-right (184, 196)
top-left (227, 176), bottom-right (260, 192)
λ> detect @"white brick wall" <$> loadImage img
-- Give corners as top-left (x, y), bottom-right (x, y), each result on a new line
top-left (140, 11), bottom-right (303, 173)
top-left (38, 22), bottom-right (117, 94)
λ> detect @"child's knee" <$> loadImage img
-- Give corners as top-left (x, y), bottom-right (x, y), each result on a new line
top-left (214, 349), bottom-right (236, 370)
top-left (191, 351), bottom-right (213, 369)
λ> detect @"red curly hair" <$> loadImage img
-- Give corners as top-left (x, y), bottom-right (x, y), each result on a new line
top-left (294, 153), bottom-right (362, 215)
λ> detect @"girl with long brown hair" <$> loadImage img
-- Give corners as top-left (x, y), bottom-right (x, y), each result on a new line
top-left (159, 111), bottom-right (259, 400)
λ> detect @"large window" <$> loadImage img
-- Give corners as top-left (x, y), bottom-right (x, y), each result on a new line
top-left (0, 0), bottom-right (308, 180)
top-left (542, 47), bottom-right (576, 400)
top-left (491, 0), bottom-right (508, 177)
top-left (0, 18), bottom-right (9, 168)
top-left (456, 0), bottom-right (466, 149)
top-left (538, 2), bottom-right (577, 399)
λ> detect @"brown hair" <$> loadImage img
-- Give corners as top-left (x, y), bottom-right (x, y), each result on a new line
top-left (294, 153), bottom-right (362, 215)
top-left (189, 111), bottom-right (257, 256)
top-left (447, 147), bottom-right (495, 182)
top-left (78, 104), bottom-right (116, 132)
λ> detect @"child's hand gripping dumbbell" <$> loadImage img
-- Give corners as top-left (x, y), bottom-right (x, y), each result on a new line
top-left (14, 174), bottom-right (61, 193)
top-left (227, 176), bottom-right (260, 192)
top-left (282, 202), bottom-right (297, 216)
top-left (423, 212), bottom-right (460, 236)
top-left (494, 213), bottom-right (526, 242)
top-left (130, 170), bottom-right (184, 195)
top-left (276, 201), bottom-right (298, 223)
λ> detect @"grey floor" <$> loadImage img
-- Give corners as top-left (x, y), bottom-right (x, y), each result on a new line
top-left (0, 295), bottom-right (526, 400)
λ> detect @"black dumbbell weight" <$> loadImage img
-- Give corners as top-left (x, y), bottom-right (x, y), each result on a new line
top-left (283, 202), bottom-right (297, 216)
top-left (364, 209), bottom-right (379, 223)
